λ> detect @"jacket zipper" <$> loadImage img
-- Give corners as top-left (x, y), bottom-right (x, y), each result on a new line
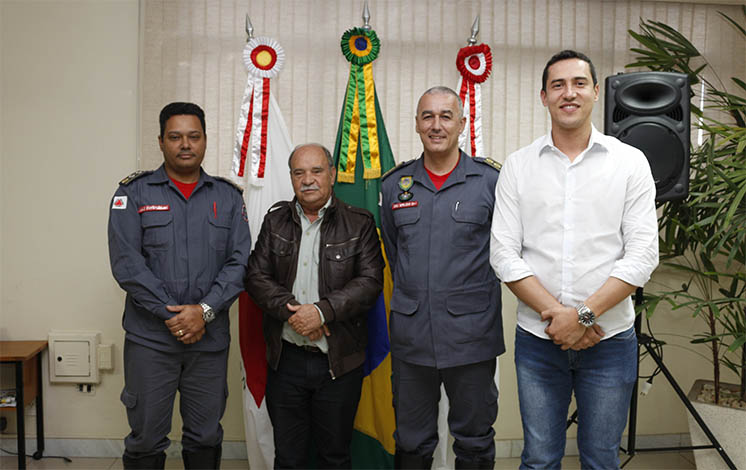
top-left (273, 233), bottom-right (294, 244)
top-left (324, 236), bottom-right (360, 248)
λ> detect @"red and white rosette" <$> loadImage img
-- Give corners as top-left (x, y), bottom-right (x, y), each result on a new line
top-left (455, 43), bottom-right (492, 158)
top-left (232, 36), bottom-right (285, 186)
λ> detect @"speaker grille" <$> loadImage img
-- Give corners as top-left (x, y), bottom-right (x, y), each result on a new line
top-left (666, 105), bottom-right (684, 122)
top-left (613, 107), bottom-right (630, 123)
top-left (616, 105), bottom-right (683, 122)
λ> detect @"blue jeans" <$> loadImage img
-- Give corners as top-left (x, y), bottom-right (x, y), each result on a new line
top-left (515, 326), bottom-right (637, 470)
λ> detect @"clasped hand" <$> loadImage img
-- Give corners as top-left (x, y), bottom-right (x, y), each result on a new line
top-left (165, 304), bottom-right (206, 344)
top-left (287, 303), bottom-right (330, 342)
top-left (541, 306), bottom-right (604, 351)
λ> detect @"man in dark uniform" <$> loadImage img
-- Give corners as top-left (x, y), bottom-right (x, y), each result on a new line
top-left (246, 143), bottom-right (384, 469)
top-left (381, 87), bottom-right (504, 470)
top-left (108, 102), bottom-right (251, 469)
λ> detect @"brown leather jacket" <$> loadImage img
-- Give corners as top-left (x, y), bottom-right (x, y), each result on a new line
top-left (246, 195), bottom-right (384, 378)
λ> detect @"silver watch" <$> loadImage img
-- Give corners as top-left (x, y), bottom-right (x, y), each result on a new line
top-left (200, 303), bottom-right (215, 324)
top-left (576, 303), bottom-right (596, 327)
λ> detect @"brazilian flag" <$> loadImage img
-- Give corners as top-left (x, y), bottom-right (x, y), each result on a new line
top-left (333, 26), bottom-right (397, 469)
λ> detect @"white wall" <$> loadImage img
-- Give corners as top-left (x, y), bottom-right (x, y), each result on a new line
top-left (1, 0), bottom-right (139, 439)
top-left (0, 0), bottom-right (247, 445)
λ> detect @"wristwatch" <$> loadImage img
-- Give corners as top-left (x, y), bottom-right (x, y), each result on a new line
top-left (576, 303), bottom-right (596, 327)
top-left (200, 303), bottom-right (215, 324)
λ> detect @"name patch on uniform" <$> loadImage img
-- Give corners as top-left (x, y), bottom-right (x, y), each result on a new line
top-left (112, 196), bottom-right (127, 210)
top-left (138, 205), bottom-right (170, 214)
top-left (392, 201), bottom-right (419, 210)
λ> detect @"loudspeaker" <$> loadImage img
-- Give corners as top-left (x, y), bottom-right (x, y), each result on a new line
top-left (605, 72), bottom-right (690, 202)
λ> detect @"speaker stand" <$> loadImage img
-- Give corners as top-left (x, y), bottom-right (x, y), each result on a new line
top-left (566, 288), bottom-right (736, 469)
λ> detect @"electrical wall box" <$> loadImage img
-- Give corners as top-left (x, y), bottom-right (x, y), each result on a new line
top-left (97, 344), bottom-right (114, 370)
top-left (48, 331), bottom-right (101, 383)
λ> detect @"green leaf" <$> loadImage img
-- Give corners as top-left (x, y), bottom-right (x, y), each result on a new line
top-left (733, 77), bottom-right (746, 94)
top-left (723, 183), bottom-right (746, 229)
top-left (718, 11), bottom-right (746, 39)
top-left (727, 336), bottom-right (746, 352)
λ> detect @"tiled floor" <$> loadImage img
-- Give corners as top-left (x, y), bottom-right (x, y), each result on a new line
top-left (0, 452), bottom-right (697, 469)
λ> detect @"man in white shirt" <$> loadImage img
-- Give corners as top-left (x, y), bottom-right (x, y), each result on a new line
top-left (490, 50), bottom-right (659, 469)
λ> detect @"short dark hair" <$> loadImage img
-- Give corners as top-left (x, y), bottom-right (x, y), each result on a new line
top-left (541, 50), bottom-right (597, 92)
top-left (287, 143), bottom-right (334, 169)
top-left (159, 102), bottom-right (206, 137)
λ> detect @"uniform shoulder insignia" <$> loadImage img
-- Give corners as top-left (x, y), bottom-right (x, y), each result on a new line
top-left (474, 156), bottom-right (502, 171)
top-left (214, 176), bottom-right (244, 194)
top-left (119, 170), bottom-right (152, 185)
top-left (381, 158), bottom-right (416, 181)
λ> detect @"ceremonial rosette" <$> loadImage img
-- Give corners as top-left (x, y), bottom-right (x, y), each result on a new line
top-left (456, 44), bottom-right (492, 83)
top-left (232, 37), bottom-right (285, 184)
top-left (244, 36), bottom-right (284, 78)
top-left (341, 27), bottom-right (381, 65)
top-left (456, 43), bottom-right (492, 158)
top-left (336, 28), bottom-right (382, 183)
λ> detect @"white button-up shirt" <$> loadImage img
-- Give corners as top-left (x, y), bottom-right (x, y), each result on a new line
top-left (490, 126), bottom-right (659, 340)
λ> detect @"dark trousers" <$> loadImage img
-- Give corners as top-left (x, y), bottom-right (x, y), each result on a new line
top-left (392, 357), bottom-right (498, 463)
top-left (121, 340), bottom-right (228, 459)
top-left (266, 341), bottom-right (364, 469)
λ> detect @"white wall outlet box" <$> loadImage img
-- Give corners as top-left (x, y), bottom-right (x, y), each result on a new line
top-left (48, 331), bottom-right (101, 383)
top-left (97, 344), bottom-right (114, 370)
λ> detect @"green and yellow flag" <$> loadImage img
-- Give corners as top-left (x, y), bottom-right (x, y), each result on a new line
top-left (333, 25), bottom-right (397, 469)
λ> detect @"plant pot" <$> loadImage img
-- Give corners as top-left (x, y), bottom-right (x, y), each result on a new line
top-left (687, 379), bottom-right (746, 469)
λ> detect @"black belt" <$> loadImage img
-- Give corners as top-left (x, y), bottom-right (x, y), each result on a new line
top-left (283, 340), bottom-right (324, 354)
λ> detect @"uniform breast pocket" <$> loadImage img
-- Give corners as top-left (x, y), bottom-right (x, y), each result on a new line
top-left (393, 206), bottom-right (421, 246)
top-left (324, 237), bottom-right (362, 288)
top-left (141, 212), bottom-right (173, 249)
top-left (451, 206), bottom-right (489, 247)
top-left (208, 216), bottom-right (232, 252)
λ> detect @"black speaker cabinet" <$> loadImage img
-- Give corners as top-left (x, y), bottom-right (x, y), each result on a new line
top-left (605, 72), bottom-right (690, 202)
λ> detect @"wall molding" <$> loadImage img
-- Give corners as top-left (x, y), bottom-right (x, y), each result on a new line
top-left (1, 433), bottom-right (692, 460)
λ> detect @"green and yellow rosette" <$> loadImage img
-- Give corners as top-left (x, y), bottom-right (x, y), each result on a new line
top-left (337, 27), bottom-right (382, 183)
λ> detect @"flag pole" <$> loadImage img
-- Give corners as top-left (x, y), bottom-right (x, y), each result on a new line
top-left (362, 0), bottom-right (371, 30)
top-left (468, 15), bottom-right (479, 45)
top-left (245, 14), bottom-right (254, 41)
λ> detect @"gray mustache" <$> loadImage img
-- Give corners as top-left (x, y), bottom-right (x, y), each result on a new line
top-left (300, 184), bottom-right (320, 192)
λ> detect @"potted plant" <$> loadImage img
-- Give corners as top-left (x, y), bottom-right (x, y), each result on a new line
top-left (627, 8), bottom-right (746, 468)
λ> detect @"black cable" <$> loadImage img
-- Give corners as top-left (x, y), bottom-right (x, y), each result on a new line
top-left (0, 447), bottom-right (72, 463)
top-left (637, 310), bottom-right (663, 381)
top-left (646, 314), bottom-right (663, 380)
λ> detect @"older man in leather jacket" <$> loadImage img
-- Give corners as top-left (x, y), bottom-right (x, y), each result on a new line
top-left (246, 143), bottom-right (384, 469)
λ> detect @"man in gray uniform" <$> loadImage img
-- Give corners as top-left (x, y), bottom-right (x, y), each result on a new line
top-left (381, 87), bottom-right (504, 469)
top-left (108, 102), bottom-right (251, 469)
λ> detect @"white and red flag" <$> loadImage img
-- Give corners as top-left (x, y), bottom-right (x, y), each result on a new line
top-left (231, 35), bottom-right (294, 470)
top-left (455, 43), bottom-right (492, 158)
